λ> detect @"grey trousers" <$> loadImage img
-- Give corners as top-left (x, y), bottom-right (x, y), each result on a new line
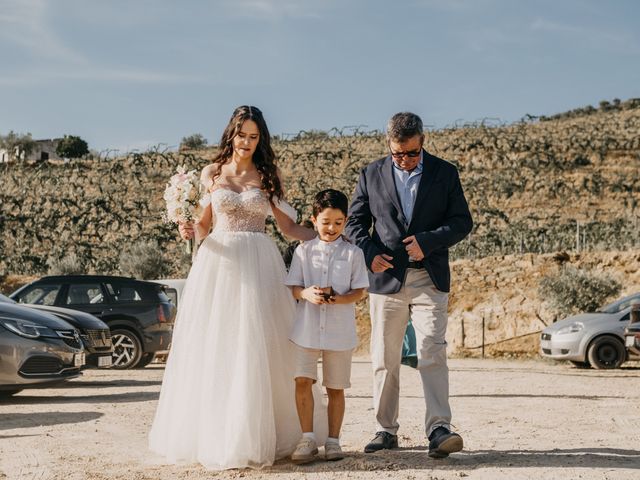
top-left (369, 269), bottom-right (451, 437)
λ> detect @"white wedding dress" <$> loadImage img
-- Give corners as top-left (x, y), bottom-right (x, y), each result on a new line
top-left (149, 188), bottom-right (324, 469)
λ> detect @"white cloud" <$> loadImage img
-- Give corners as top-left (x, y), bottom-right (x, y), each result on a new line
top-left (0, 0), bottom-right (208, 88)
top-left (413, 0), bottom-right (498, 12)
top-left (221, 0), bottom-right (327, 20)
top-left (530, 17), bottom-right (639, 53)
top-left (531, 18), bottom-right (585, 35)
top-left (0, 0), bottom-right (86, 63)
top-left (0, 67), bottom-right (208, 87)
top-left (466, 28), bottom-right (517, 53)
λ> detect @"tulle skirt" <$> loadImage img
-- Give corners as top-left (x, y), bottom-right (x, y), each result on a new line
top-left (149, 231), bottom-right (324, 469)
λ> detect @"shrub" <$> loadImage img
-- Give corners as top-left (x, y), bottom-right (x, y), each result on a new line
top-left (539, 266), bottom-right (621, 316)
top-left (47, 252), bottom-right (85, 275)
top-left (119, 240), bottom-right (167, 280)
top-left (56, 135), bottom-right (89, 159)
top-left (179, 133), bottom-right (208, 151)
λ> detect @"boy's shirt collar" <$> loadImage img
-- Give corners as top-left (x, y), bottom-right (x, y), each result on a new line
top-left (316, 235), bottom-right (344, 249)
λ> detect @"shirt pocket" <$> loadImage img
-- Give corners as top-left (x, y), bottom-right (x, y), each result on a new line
top-left (331, 260), bottom-right (351, 293)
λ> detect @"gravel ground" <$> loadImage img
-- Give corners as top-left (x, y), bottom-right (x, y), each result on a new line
top-left (1, 358), bottom-right (639, 480)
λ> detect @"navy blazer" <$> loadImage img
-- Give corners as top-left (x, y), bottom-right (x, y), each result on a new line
top-left (345, 150), bottom-right (472, 294)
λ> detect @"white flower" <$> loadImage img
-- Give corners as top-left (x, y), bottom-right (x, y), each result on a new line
top-left (163, 167), bottom-right (203, 223)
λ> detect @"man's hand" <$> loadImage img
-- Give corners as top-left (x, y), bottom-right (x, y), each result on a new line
top-left (371, 254), bottom-right (394, 273)
top-left (178, 222), bottom-right (195, 240)
top-left (403, 236), bottom-right (425, 261)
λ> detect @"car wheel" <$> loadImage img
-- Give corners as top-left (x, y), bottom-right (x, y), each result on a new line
top-left (135, 352), bottom-right (155, 369)
top-left (111, 328), bottom-right (143, 369)
top-left (569, 360), bottom-right (591, 369)
top-left (587, 335), bottom-right (626, 369)
top-left (0, 389), bottom-right (23, 398)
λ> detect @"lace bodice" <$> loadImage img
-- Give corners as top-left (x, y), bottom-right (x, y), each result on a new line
top-left (209, 188), bottom-right (269, 233)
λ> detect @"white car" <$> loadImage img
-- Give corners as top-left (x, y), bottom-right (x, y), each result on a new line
top-left (540, 292), bottom-right (640, 369)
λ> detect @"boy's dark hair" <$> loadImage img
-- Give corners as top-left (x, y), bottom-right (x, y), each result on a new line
top-left (312, 189), bottom-right (349, 217)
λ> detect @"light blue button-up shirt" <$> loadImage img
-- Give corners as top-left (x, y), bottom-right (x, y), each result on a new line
top-left (392, 152), bottom-right (423, 223)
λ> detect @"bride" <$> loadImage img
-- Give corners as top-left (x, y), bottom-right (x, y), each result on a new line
top-left (149, 105), bottom-right (322, 469)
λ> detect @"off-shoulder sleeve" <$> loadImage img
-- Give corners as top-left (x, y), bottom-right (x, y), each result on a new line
top-left (199, 166), bottom-right (215, 208)
top-left (269, 197), bottom-right (298, 222)
top-left (199, 192), bottom-right (211, 207)
top-left (200, 165), bottom-right (215, 190)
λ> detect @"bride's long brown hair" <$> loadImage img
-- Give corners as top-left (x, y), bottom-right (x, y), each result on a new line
top-left (210, 105), bottom-right (283, 201)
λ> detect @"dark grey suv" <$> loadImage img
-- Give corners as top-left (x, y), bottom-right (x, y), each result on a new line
top-left (11, 275), bottom-right (176, 369)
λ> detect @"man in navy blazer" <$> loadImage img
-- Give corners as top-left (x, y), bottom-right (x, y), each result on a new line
top-left (346, 112), bottom-right (472, 459)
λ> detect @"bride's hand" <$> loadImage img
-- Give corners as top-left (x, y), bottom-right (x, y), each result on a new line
top-left (178, 222), bottom-right (195, 240)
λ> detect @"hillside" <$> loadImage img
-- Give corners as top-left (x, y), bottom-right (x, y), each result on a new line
top-left (1, 99), bottom-right (639, 354)
top-left (2, 100), bottom-right (638, 275)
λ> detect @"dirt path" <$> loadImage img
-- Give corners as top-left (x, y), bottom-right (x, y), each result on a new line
top-left (1, 358), bottom-right (639, 479)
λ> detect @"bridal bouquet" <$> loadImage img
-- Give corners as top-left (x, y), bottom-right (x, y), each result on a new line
top-left (163, 166), bottom-right (203, 254)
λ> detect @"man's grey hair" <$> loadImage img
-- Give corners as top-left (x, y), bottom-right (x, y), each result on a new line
top-left (386, 112), bottom-right (424, 142)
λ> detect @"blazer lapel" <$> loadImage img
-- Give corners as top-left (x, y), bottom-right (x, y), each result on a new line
top-left (408, 151), bottom-right (440, 230)
top-left (378, 156), bottom-right (408, 226)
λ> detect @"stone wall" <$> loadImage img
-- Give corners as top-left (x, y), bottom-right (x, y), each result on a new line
top-left (446, 250), bottom-right (640, 355)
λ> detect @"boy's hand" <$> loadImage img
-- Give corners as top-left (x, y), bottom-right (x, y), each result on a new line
top-left (319, 286), bottom-right (334, 303)
top-left (302, 286), bottom-right (326, 305)
top-left (328, 288), bottom-right (366, 305)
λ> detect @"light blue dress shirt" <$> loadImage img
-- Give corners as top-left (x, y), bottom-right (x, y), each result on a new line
top-left (392, 152), bottom-right (423, 224)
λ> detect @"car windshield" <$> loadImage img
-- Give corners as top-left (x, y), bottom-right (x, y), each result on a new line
top-left (0, 293), bottom-right (16, 304)
top-left (597, 293), bottom-right (640, 313)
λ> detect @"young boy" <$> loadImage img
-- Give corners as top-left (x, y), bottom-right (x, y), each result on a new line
top-left (286, 189), bottom-right (369, 464)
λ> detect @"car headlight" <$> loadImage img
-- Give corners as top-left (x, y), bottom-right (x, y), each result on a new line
top-left (0, 318), bottom-right (57, 339)
top-left (556, 322), bottom-right (584, 335)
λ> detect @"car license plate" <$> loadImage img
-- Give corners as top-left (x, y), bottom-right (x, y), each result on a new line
top-left (98, 355), bottom-right (112, 367)
top-left (74, 352), bottom-right (86, 367)
top-left (626, 336), bottom-right (635, 347)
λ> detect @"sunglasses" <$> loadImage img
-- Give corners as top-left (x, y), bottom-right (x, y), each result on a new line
top-left (389, 148), bottom-right (421, 159)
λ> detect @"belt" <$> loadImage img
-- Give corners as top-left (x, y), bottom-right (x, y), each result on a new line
top-left (407, 261), bottom-right (423, 269)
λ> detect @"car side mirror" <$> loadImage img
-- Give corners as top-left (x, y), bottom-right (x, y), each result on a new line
top-left (630, 303), bottom-right (640, 324)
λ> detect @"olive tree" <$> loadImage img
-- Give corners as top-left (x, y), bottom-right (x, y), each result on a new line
top-left (180, 133), bottom-right (208, 151)
top-left (539, 266), bottom-right (621, 316)
top-left (56, 135), bottom-right (90, 159)
top-left (119, 240), bottom-right (167, 280)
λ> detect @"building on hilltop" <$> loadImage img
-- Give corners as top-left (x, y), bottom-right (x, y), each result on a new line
top-left (0, 138), bottom-right (64, 163)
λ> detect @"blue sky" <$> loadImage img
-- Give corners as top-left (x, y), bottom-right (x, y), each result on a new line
top-left (1, 0), bottom-right (638, 153)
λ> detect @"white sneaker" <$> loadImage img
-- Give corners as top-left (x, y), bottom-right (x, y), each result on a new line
top-left (324, 441), bottom-right (344, 461)
top-left (291, 437), bottom-right (318, 464)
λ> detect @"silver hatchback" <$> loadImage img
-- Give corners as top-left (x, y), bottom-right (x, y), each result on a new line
top-left (540, 292), bottom-right (640, 369)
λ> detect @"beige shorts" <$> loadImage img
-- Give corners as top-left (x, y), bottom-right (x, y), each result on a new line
top-left (294, 345), bottom-right (353, 389)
